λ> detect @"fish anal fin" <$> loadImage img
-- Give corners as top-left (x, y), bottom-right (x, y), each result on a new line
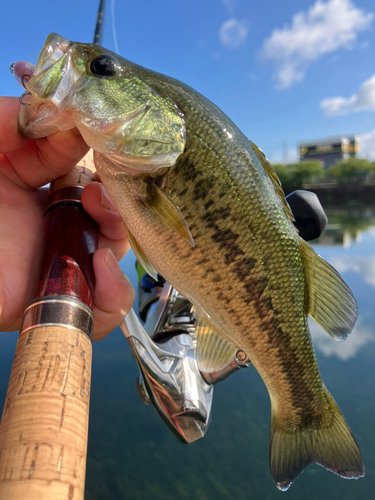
top-left (127, 226), bottom-right (158, 280)
top-left (270, 386), bottom-right (364, 491)
top-left (195, 314), bottom-right (238, 372)
top-left (142, 179), bottom-right (194, 247)
top-left (300, 238), bottom-right (358, 340)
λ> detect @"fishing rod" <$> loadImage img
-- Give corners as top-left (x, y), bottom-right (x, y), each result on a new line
top-left (94, 0), bottom-right (106, 45)
top-left (0, 3), bottom-right (106, 499)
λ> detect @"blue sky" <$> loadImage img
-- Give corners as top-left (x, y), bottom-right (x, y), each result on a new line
top-left (1, 0), bottom-right (375, 162)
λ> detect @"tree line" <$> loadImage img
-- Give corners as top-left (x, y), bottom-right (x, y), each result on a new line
top-left (272, 158), bottom-right (375, 190)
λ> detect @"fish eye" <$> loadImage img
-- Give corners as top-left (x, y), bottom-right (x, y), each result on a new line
top-left (89, 54), bottom-right (117, 77)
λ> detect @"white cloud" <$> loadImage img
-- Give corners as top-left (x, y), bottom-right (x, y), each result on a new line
top-left (261, 0), bottom-right (373, 89)
top-left (320, 74), bottom-right (375, 115)
top-left (358, 129), bottom-right (375, 160)
top-left (219, 18), bottom-right (249, 48)
top-left (222, 0), bottom-right (236, 16)
top-left (309, 318), bottom-right (375, 360)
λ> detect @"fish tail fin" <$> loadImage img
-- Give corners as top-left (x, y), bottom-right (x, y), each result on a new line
top-left (270, 387), bottom-right (364, 491)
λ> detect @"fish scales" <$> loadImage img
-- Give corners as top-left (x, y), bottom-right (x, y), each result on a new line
top-left (131, 69), bottom-right (326, 424)
top-left (16, 34), bottom-right (364, 491)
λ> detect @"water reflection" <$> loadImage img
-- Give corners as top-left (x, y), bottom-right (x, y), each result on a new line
top-left (310, 207), bottom-right (375, 362)
top-left (1, 206), bottom-right (375, 499)
top-left (315, 209), bottom-right (375, 247)
top-left (310, 318), bottom-right (375, 360)
top-left (331, 255), bottom-right (375, 287)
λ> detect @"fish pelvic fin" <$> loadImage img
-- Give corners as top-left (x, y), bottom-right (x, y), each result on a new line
top-left (300, 238), bottom-right (358, 341)
top-left (194, 313), bottom-right (238, 372)
top-left (270, 386), bottom-right (364, 491)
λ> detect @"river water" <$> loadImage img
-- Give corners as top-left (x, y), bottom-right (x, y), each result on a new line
top-left (0, 204), bottom-right (374, 499)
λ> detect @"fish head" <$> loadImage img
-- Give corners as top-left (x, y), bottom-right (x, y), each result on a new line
top-left (18, 33), bottom-right (186, 173)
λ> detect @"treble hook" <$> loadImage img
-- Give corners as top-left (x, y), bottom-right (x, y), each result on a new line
top-left (21, 74), bottom-right (32, 89)
top-left (19, 92), bottom-right (31, 106)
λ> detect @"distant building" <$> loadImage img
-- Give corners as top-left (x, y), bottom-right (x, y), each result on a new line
top-left (299, 135), bottom-right (359, 168)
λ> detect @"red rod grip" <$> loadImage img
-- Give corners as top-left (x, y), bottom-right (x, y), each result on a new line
top-left (34, 167), bottom-right (99, 310)
top-left (36, 205), bottom-right (98, 308)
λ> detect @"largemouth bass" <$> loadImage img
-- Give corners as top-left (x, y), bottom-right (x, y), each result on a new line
top-left (16, 33), bottom-right (364, 490)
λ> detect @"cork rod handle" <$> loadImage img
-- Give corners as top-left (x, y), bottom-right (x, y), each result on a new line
top-left (0, 326), bottom-right (92, 500)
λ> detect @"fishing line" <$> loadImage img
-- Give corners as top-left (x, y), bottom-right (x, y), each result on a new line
top-left (28, 53), bottom-right (40, 65)
top-left (25, 0), bottom-right (85, 84)
top-left (111, 0), bottom-right (120, 53)
top-left (52, 0), bottom-right (85, 33)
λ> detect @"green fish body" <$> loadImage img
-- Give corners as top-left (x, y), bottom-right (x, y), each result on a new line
top-left (18, 34), bottom-right (364, 490)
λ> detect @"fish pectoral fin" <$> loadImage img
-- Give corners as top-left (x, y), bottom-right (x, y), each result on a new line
top-left (142, 179), bottom-right (195, 247)
top-left (270, 386), bottom-right (364, 491)
top-left (194, 313), bottom-right (238, 372)
top-left (126, 226), bottom-right (158, 280)
top-left (300, 238), bottom-right (357, 341)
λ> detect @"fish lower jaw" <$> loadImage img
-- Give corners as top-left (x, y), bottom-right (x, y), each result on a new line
top-left (17, 97), bottom-right (75, 139)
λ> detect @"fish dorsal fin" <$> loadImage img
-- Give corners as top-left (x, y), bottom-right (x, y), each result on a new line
top-left (142, 179), bottom-right (195, 247)
top-left (127, 226), bottom-right (158, 280)
top-left (300, 238), bottom-right (357, 341)
top-left (249, 140), bottom-right (294, 223)
top-left (194, 314), bottom-right (238, 372)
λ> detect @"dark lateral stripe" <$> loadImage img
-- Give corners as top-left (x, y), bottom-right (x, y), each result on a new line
top-left (173, 141), bottom-right (322, 426)
top-left (208, 218), bottom-right (319, 423)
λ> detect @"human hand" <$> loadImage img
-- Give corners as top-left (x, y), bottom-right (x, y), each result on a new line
top-left (0, 96), bottom-right (134, 340)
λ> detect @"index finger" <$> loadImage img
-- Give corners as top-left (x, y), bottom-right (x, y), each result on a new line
top-left (0, 96), bottom-right (89, 190)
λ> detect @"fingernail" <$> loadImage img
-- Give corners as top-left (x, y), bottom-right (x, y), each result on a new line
top-left (104, 248), bottom-right (128, 283)
top-left (100, 184), bottom-right (117, 212)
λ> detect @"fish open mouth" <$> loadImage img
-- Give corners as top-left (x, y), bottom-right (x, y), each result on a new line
top-left (16, 34), bottom-right (79, 139)
top-left (16, 33), bottom-right (186, 168)
top-left (33, 33), bottom-right (71, 75)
